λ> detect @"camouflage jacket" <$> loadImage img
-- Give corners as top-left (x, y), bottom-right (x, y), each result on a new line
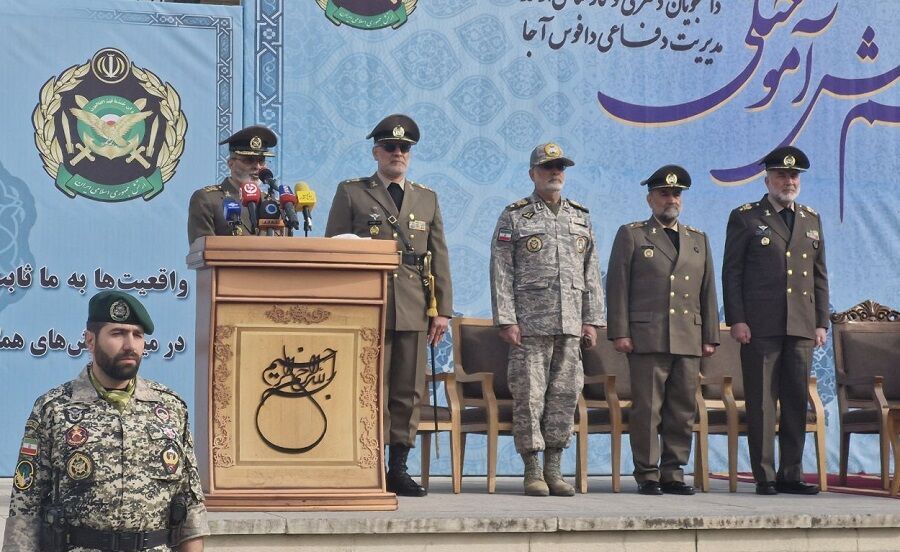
top-left (490, 192), bottom-right (605, 336)
top-left (3, 366), bottom-right (209, 551)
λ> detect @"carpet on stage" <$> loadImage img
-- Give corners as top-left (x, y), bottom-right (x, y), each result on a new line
top-left (711, 472), bottom-right (899, 499)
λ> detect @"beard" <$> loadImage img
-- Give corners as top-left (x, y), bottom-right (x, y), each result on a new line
top-left (94, 346), bottom-right (141, 382)
top-left (770, 188), bottom-right (798, 206)
top-left (656, 205), bottom-right (680, 224)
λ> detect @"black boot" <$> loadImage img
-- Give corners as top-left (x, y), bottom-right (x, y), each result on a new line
top-left (386, 444), bottom-right (427, 497)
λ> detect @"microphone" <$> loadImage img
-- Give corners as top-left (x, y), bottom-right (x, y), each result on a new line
top-left (295, 182), bottom-right (317, 234)
top-left (240, 181), bottom-right (261, 234)
top-left (222, 197), bottom-right (242, 235)
top-left (258, 168), bottom-right (278, 196)
top-left (257, 197), bottom-right (285, 235)
top-left (278, 184), bottom-right (300, 230)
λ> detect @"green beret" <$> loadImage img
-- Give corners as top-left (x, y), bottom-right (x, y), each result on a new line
top-left (87, 291), bottom-right (154, 334)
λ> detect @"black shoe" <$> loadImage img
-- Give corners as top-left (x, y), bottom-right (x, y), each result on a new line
top-left (775, 480), bottom-right (819, 495)
top-left (637, 481), bottom-right (663, 495)
top-left (755, 482), bottom-right (778, 495)
top-left (386, 444), bottom-right (427, 497)
top-left (661, 481), bottom-right (695, 495)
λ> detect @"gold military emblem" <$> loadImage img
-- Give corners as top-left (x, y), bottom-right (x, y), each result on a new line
top-left (784, 155), bottom-right (796, 167)
top-left (665, 173), bottom-right (678, 186)
top-left (250, 135), bottom-right (263, 150)
top-left (575, 236), bottom-right (588, 254)
top-left (109, 299), bottom-right (130, 322)
top-left (544, 143), bottom-right (561, 158)
top-left (392, 125), bottom-right (405, 138)
top-left (66, 452), bottom-right (94, 480)
top-left (644, 248), bottom-right (654, 258)
top-left (526, 236), bottom-right (543, 252)
top-left (761, 236), bottom-right (771, 246)
top-left (370, 225), bottom-right (380, 236)
top-left (161, 444), bottom-right (181, 474)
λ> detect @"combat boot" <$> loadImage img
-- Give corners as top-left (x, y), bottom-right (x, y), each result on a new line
top-left (386, 444), bottom-right (427, 497)
top-left (522, 451), bottom-right (550, 496)
top-left (543, 448), bottom-right (575, 496)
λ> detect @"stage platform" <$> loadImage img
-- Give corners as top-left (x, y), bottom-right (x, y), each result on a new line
top-left (3, 476), bottom-right (900, 551)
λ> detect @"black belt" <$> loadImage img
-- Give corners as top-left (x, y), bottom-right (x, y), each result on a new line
top-left (68, 525), bottom-right (170, 551)
top-left (400, 252), bottom-right (425, 266)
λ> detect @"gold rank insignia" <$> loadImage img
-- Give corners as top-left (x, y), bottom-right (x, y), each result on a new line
top-left (738, 203), bottom-right (752, 212)
top-left (370, 225), bottom-right (380, 236)
top-left (526, 236), bottom-right (542, 252)
top-left (544, 143), bottom-right (561, 157)
top-left (161, 444), bottom-right (180, 474)
top-left (522, 211), bottom-right (535, 219)
top-left (66, 452), bottom-right (94, 480)
top-left (784, 155), bottom-right (796, 167)
top-left (761, 237), bottom-right (770, 246)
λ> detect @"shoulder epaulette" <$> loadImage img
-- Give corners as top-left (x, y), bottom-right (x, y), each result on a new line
top-left (567, 199), bottom-right (589, 213)
top-left (801, 204), bottom-right (818, 216)
top-left (410, 181), bottom-right (432, 192)
top-left (685, 225), bottom-right (704, 234)
top-left (738, 203), bottom-right (754, 212)
top-left (202, 185), bottom-right (220, 192)
top-left (342, 177), bottom-right (371, 185)
top-left (506, 198), bottom-right (531, 210)
top-left (145, 379), bottom-right (189, 408)
top-left (627, 221), bottom-right (647, 228)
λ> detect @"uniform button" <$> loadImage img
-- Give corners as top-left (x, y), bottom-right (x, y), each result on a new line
top-left (669, 308), bottom-right (676, 314)
top-left (802, 291), bottom-right (808, 295)
top-left (683, 309), bottom-right (689, 315)
top-left (670, 291), bottom-right (675, 297)
top-left (787, 288), bottom-right (792, 294)
top-left (409, 274), bottom-right (415, 279)
top-left (409, 234), bottom-right (415, 239)
top-left (393, 273), bottom-right (398, 278)
top-left (683, 293), bottom-right (689, 298)
top-left (802, 253), bottom-right (808, 259)
top-left (787, 269), bottom-right (793, 275)
top-left (803, 271), bottom-right (808, 277)
top-left (670, 275), bottom-right (675, 281)
top-left (684, 275), bottom-right (690, 281)
top-left (786, 251), bottom-right (792, 257)
top-left (392, 232), bottom-right (398, 238)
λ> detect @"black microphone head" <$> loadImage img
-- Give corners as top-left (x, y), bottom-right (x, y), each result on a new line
top-left (258, 168), bottom-right (275, 184)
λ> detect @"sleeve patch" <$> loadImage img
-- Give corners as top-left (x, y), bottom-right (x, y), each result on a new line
top-left (497, 228), bottom-right (512, 242)
top-left (19, 437), bottom-right (39, 457)
top-left (14, 460), bottom-right (35, 490)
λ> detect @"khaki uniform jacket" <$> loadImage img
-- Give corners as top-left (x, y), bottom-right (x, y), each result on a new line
top-left (490, 193), bottom-right (605, 337)
top-left (186, 177), bottom-right (253, 245)
top-left (606, 217), bottom-right (720, 356)
top-left (722, 194), bottom-right (829, 339)
top-left (324, 174), bottom-right (453, 332)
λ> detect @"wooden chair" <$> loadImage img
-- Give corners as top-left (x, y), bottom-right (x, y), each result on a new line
top-left (831, 300), bottom-right (900, 489)
top-left (700, 324), bottom-right (828, 491)
top-left (418, 371), bottom-right (462, 494)
top-left (578, 327), bottom-right (709, 492)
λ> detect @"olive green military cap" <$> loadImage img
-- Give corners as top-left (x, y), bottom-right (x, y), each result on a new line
top-left (87, 291), bottom-right (154, 334)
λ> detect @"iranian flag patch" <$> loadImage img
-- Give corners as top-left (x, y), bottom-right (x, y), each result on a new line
top-left (20, 437), bottom-right (38, 457)
top-left (497, 228), bottom-right (512, 242)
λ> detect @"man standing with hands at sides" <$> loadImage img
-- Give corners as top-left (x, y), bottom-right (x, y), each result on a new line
top-left (606, 165), bottom-right (719, 496)
top-left (490, 143), bottom-right (604, 497)
top-left (723, 146), bottom-right (828, 496)
top-left (325, 114), bottom-right (452, 497)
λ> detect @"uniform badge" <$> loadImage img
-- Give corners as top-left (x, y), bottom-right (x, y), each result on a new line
top-left (369, 225), bottom-right (380, 236)
top-left (544, 143), bottom-right (561, 157)
top-left (526, 236), bottom-right (542, 252)
top-left (497, 228), bottom-right (512, 242)
top-left (162, 426), bottom-right (179, 440)
top-left (761, 237), bottom-right (770, 246)
top-left (806, 230), bottom-right (819, 240)
top-left (235, 226), bottom-right (244, 236)
top-left (755, 225), bottom-right (769, 236)
top-left (408, 213), bottom-right (415, 220)
top-left (65, 425), bottom-right (89, 448)
top-left (784, 154), bottom-right (796, 168)
top-left (110, 299), bottom-right (130, 322)
top-left (575, 236), bottom-right (588, 253)
top-left (14, 460), bottom-right (35, 490)
top-left (161, 444), bottom-right (181, 474)
top-left (154, 405), bottom-right (171, 423)
top-left (813, 240), bottom-right (819, 249)
top-left (64, 407), bottom-right (85, 424)
top-left (665, 173), bottom-right (678, 186)
top-left (392, 125), bottom-right (406, 138)
top-left (19, 437), bottom-right (39, 457)
top-left (66, 452), bottom-right (94, 480)
top-left (643, 248), bottom-right (654, 258)
top-left (764, 209), bottom-right (771, 216)
top-left (250, 135), bottom-right (263, 150)
top-left (522, 211), bottom-right (535, 219)
top-left (409, 220), bottom-right (427, 231)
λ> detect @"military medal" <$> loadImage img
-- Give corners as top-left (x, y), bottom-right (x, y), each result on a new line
top-left (642, 246), bottom-right (654, 258)
top-left (409, 220), bottom-right (427, 231)
top-left (370, 225), bottom-right (380, 236)
top-left (65, 425), bottom-right (89, 447)
top-left (761, 237), bottom-right (770, 245)
top-left (13, 460), bottom-right (35, 490)
top-left (66, 452), bottom-right (94, 480)
top-left (64, 407), bottom-right (85, 424)
top-left (161, 444), bottom-right (181, 474)
top-left (806, 230), bottom-right (819, 240)
top-left (154, 404), bottom-right (171, 423)
top-left (526, 236), bottom-right (542, 252)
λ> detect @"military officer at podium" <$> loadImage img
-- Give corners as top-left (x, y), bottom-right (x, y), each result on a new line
top-left (325, 114), bottom-right (453, 497)
top-left (4, 291), bottom-right (208, 551)
top-left (187, 124), bottom-right (277, 244)
top-left (723, 146), bottom-right (829, 496)
top-left (606, 165), bottom-right (719, 496)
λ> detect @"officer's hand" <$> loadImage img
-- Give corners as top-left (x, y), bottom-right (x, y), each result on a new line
top-left (814, 327), bottom-right (827, 348)
top-left (581, 324), bottom-right (598, 350)
top-left (498, 324), bottom-right (522, 347)
top-left (730, 323), bottom-right (751, 344)
top-left (613, 337), bottom-right (633, 353)
top-left (702, 344), bottom-right (717, 357)
top-left (428, 316), bottom-right (450, 346)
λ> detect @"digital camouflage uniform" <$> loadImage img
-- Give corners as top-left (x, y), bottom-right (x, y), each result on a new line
top-left (490, 192), bottom-right (605, 454)
top-left (3, 366), bottom-right (209, 551)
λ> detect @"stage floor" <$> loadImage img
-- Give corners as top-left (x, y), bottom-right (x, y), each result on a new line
top-left (3, 476), bottom-right (900, 551)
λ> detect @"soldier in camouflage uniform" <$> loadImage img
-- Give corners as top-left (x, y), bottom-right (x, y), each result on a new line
top-left (490, 143), bottom-right (605, 497)
top-left (3, 291), bottom-right (208, 551)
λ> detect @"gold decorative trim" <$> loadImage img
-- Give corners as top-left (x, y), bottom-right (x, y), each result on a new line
top-left (831, 300), bottom-right (900, 324)
top-left (357, 327), bottom-right (380, 469)
top-left (212, 325), bottom-right (235, 467)
top-left (264, 305), bottom-right (332, 325)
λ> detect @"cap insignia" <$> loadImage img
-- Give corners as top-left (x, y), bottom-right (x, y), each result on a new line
top-left (665, 173), bottom-right (677, 186)
top-left (250, 136), bottom-right (263, 150)
top-left (544, 143), bottom-right (561, 158)
top-left (783, 155), bottom-right (795, 167)
top-left (392, 125), bottom-right (405, 138)
top-left (109, 300), bottom-right (130, 322)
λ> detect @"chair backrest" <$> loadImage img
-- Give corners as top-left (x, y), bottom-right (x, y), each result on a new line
top-left (451, 317), bottom-right (513, 400)
top-left (832, 300), bottom-right (900, 401)
top-left (700, 325), bottom-right (745, 400)
top-left (582, 327), bottom-right (631, 400)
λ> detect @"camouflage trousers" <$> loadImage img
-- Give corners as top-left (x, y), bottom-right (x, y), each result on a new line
top-left (507, 335), bottom-right (583, 454)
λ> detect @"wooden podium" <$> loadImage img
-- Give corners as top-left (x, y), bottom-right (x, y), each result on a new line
top-left (186, 236), bottom-right (399, 511)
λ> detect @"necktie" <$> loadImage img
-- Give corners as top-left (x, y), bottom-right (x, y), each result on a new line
top-left (664, 227), bottom-right (680, 252)
top-left (779, 208), bottom-right (794, 232)
top-left (388, 182), bottom-right (404, 210)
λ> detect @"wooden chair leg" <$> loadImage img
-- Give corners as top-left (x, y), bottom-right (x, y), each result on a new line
top-left (839, 432), bottom-right (850, 486)
top-left (487, 427), bottom-right (498, 494)
top-left (694, 430), bottom-right (710, 492)
top-left (728, 430), bottom-right (738, 493)
top-left (450, 424), bottom-right (462, 494)
top-left (459, 432), bottom-right (467, 475)
top-left (420, 432), bottom-right (432, 490)
top-left (889, 415), bottom-right (900, 497)
top-left (882, 427), bottom-right (892, 491)
top-left (577, 430), bottom-right (588, 494)
top-left (815, 426), bottom-right (827, 491)
top-left (612, 431), bottom-right (621, 493)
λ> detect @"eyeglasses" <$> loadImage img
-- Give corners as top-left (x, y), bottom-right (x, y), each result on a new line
top-left (380, 142), bottom-right (412, 153)
top-left (232, 155), bottom-right (267, 164)
top-left (541, 161), bottom-right (568, 171)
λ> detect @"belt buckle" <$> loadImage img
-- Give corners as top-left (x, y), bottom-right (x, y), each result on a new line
top-left (117, 531), bottom-right (146, 552)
